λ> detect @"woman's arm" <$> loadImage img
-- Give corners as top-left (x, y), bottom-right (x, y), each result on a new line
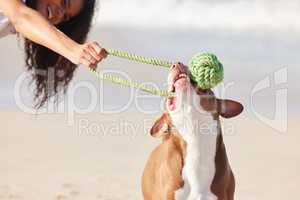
top-left (0, 0), bottom-right (106, 68)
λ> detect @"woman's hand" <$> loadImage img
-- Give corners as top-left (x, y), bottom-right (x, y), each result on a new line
top-left (72, 42), bottom-right (108, 70)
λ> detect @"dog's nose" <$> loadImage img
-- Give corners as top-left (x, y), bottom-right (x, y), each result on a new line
top-left (170, 63), bottom-right (186, 72)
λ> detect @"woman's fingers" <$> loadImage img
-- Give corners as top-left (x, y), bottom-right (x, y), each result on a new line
top-left (99, 48), bottom-right (108, 60)
top-left (75, 42), bottom-right (107, 69)
top-left (83, 49), bottom-right (97, 64)
top-left (88, 44), bottom-right (101, 61)
top-left (88, 42), bottom-right (108, 61)
top-left (89, 42), bottom-right (102, 55)
top-left (78, 49), bottom-right (96, 69)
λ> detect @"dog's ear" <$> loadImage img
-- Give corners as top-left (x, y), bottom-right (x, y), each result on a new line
top-left (217, 99), bottom-right (244, 118)
top-left (150, 113), bottom-right (170, 138)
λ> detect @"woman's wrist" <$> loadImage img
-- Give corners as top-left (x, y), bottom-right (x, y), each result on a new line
top-left (54, 29), bottom-right (81, 65)
top-left (66, 42), bottom-right (82, 65)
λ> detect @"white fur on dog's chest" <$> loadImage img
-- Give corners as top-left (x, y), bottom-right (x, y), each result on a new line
top-left (170, 97), bottom-right (218, 200)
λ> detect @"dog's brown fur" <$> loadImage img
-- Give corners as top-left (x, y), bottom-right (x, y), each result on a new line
top-left (142, 113), bottom-right (236, 200)
top-left (142, 63), bottom-right (242, 200)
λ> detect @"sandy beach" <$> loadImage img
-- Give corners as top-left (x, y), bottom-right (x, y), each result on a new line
top-left (0, 111), bottom-right (298, 200)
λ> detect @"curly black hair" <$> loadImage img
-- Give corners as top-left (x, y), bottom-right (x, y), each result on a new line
top-left (24, 0), bottom-right (96, 108)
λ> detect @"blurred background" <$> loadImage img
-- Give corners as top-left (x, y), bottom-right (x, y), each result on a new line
top-left (0, 0), bottom-right (299, 199)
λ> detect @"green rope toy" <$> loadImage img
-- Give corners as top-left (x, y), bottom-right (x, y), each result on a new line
top-left (89, 69), bottom-right (171, 97)
top-left (89, 48), bottom-right (224, 96)
top-left (189, 52), bottom-right (224, 89)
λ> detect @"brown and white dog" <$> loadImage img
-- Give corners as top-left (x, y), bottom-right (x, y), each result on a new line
top-left (142, 63), bottom-right (243, 200)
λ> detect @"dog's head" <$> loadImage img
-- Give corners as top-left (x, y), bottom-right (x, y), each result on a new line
top-left (150, 63), bottom-right (243, 138)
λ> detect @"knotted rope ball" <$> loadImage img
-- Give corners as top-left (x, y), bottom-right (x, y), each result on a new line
top-left (188, 52), bottom-right (224, 89)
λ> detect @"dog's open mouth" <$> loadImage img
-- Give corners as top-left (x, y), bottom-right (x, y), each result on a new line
top-left (169, 73), bottom-right (188, 92)
top-left (167, 73), bottom-right (189, 111)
